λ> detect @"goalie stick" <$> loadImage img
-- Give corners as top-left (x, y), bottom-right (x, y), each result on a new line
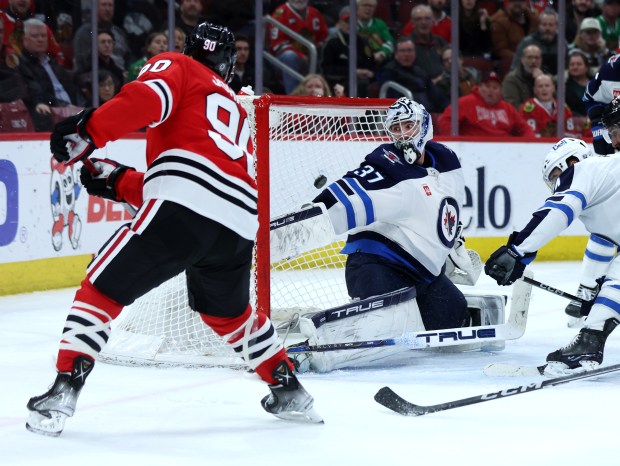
top-left (286, 270), bottom-right (533, 354)
top-left (374, 362), bottom-right (620, 416)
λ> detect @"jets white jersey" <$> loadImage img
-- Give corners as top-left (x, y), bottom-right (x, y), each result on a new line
top-left (514, 154), bottom-right (620, 255)
top-left (313, 141), bottom-right (465, 281)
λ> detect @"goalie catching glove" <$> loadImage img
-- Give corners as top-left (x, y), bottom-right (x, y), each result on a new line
top-left (484, 232), bottom-right (536, 286)
top-left (50, 108), bottom-right (97, 165)
top-left (80, 158), bottom-right (134, 202)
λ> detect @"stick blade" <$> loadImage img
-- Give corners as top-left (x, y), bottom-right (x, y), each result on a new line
top-left (374, 387), bottom-right (426, 416)
top-left (483, 363), bottom-right (546, 377)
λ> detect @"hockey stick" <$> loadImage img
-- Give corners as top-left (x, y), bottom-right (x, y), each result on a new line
top-left (82, 158), bottom-right (137, 216)
top-left (374, 362), bottom-right (620, 416)
top-left (483, 278), bottom-right (589, 377)
top-left (522, 276), bottom-right (584, 304)
top-left (286, 270), bottom-right (533, 354)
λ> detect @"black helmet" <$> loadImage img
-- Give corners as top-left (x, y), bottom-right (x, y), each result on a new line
top-left (183, 22), bottom-right (237, 83)
top-left (601, 96), bottom-right (620, 129)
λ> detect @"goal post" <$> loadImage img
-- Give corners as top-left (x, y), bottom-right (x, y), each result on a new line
top-left (99, 95), bottom-right (395, 367)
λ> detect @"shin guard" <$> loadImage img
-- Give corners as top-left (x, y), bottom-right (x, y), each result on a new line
top-left (57, 279), bottom-right (123, 372)
top-left (201, 306), bottom-right (292, 384)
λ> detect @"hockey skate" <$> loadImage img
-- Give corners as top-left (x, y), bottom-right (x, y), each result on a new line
top-left (545, 318), bottom-right (619, 376)
top-left (26, 356), bottom-right (94, 437)
top-left (565, 283), bottom-right (598, 328)
top-left (261, 361), bottom-right (323, 424)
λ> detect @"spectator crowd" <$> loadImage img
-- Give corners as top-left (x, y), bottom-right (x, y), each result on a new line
top-left (1, 0), bottom-right (618, 138)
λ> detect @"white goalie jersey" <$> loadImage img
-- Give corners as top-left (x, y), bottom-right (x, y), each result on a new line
top-left (313, 140), bottom-right (465, 281)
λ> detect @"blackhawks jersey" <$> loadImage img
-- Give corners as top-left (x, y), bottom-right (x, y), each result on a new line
top-left (519, 98), bottom-right (574, 137)
top-left (513, 154), bottom-right (620, 256)
top-left (86, 52), bottom-right (257, 240)
top-left (269, 2), bottom-right (329, 57)
top-left (313, 141), bottom-right (464, 282)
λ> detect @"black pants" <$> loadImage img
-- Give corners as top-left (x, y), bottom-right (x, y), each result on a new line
top-left (345, 252), bottom-right (467, 330)
top-left (89, 200), bottom-right (254, 318)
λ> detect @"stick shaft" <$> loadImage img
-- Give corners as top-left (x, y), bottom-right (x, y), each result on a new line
top-left (522, 276), bottom-right (584, 304)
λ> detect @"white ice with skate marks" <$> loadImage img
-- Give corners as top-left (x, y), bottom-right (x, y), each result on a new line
top-left (0, 262), bottom-right (618, 466)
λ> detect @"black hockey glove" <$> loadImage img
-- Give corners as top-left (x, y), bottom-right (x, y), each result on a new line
top-left (484, 232), bottom-right (536, 286)
top-left (50, 108), bottom-right (98, 164)
top-left (80, 158), bottom-right (133, 201)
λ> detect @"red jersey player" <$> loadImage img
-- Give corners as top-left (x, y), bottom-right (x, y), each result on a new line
top-left (27, 22), bottom-right (322, 437)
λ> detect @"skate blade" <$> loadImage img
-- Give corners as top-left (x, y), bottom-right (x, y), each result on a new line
top-left (544, 361), bottom-right (600, 377)
top-left (26, 410), bottom-right (67, 437)
top-left (566, 316), bottom-right (586, 329)
top-left (273, 407), bottom-right (324, 424)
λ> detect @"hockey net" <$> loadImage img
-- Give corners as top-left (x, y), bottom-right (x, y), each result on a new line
top-left (99, 95), bottom-right (393, 367)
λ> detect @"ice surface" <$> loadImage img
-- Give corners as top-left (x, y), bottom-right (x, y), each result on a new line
top-left (0, 262), bottom-right (617, 466)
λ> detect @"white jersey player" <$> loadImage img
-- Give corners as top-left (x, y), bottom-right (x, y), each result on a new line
top-left (288, 98), bottom-right (488, 373)
top-left (567, 54), bottom-right (620, 320)
top-left (485, 136), bottom-right (620, 376)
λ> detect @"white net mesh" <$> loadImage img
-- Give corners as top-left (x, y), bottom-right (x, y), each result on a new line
top-left (99, 96), bottom-right (392, 367)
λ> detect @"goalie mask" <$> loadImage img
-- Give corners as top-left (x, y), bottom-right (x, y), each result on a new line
top-left (184, 22), bottom-right (237, 83)
top-left (601, 96), bottom-right (620, 146)
top-left (542, 138), bottom-right (591, 191)
top-left (384, 97), bottom-right (433, 164)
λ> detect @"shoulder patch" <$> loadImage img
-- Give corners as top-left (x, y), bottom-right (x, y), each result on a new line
top-left (523, 101), bottom-right (535, 113)
top-left (382, 148), bottom-right (403, 165)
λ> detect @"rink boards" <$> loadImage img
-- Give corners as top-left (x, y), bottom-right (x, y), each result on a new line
top-left (0, 136), bottom-right (589, 294)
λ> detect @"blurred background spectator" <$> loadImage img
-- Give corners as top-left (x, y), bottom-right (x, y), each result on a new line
top-left (597, 0), bottom-right (620, 51)
top-left (435, 47), bottom-right (481, 101)
top-left (565, 49), bottom-right (593, 117)
top-left (565, 0), bottom-right (601, 43)
top-left (268, 0), bottom-right (328, 94)
top-left (291, 73), bottom-right (332, 97)
top-left (74, 30), bottom-right (126, 93)
top-left (356, 0), bottom-right (394, 66)
top-left (438, 71), bottom-right (535, 137)
top-left (165, 26), bottom-right (186, 53)
top-left (16, 18), bottom-right (78, 131)
top-left (502, 43), bottom-right (543, 109)
top-left (126, 31), bottom-right (167, 82)
top-left (1, 0), bottom-right (65, 67)
top-left (408, 4), bottom-right (446, 83)
top-left (490, 0), bottom-right (538, 62)
top-left (175, 0), bottom-right (207, 37)
top-left (402, 0), bottom-right (452, 43)
top-left (519, 73), bottom-right (573, 137)
top-left (321, 6), bottom-right (377, 98)
top-left (459, 0), bottom-right (492, 58)
top-left (568, 17), bottom-right (612, 75)
top-left (381, 36), bottom-right (447, 113)
top-left (76, 69), bottom-right (117, 107)
top-left (510, 8), bottom-right (559, 76)
top-left (73, 0), bottom-right (132, 70)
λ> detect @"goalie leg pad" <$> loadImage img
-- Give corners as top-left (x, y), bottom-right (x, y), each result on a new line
top-left (298, 294), bottom-right (425, 373)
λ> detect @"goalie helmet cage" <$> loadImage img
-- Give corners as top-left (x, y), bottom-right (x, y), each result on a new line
top-left (98, 95), bottom-right (394, 368)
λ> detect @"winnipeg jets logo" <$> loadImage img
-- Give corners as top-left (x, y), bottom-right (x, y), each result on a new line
top-left (436, 197), bottom-right (459, 248)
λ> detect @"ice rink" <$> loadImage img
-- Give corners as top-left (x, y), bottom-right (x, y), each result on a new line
top-left (1, 261), bottom-right (618, 466)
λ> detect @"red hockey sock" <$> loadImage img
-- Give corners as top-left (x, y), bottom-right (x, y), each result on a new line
top-left (201, 307), bottom-right (293, 384)
top-left (56, 279), bottom-right (123, 373)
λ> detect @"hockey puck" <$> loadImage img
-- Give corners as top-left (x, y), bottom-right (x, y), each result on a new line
top-left (314, 174), bottom-right (327, 189)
